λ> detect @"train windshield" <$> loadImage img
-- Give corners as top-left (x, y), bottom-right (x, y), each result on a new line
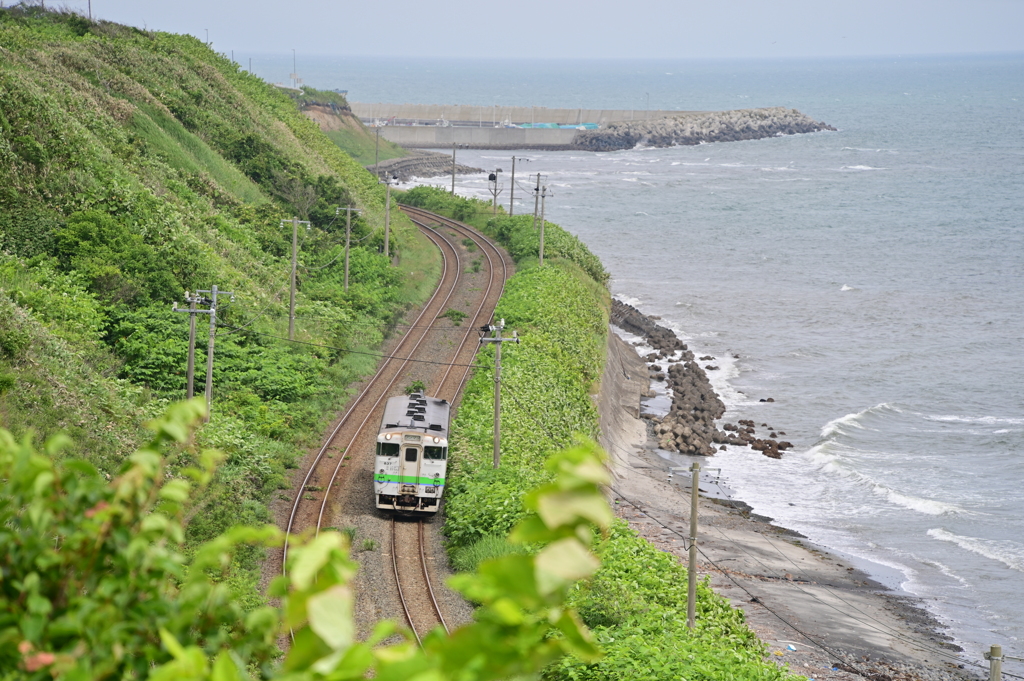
top-left (404, 447), bottom-right (418, 462)
top-left (424, 446), bottom-right (447, 460)
top-left (377, 442), bottom-right (399, 456)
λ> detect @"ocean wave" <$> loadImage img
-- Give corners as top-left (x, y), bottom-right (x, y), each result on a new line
top-left (819, 403), bottom-right (901, 438)
top-left (927, 528), bottom-right (1024, 573)
top-left (925, 414), bottom-right (1024, 425)
top-left (879, 487), bottom-right (964, 516)
top-left (840, 165), bottom-right (886, 171)
top-left (840, 284), bottom-right (857, 291)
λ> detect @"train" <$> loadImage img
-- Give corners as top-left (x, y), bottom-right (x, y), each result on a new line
top-left (373, 393), bottom-right (450, 514)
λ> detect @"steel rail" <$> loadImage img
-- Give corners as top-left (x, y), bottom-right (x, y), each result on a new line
top-left (282, 224), bottom-right (455, 569)
top-left (419, 520), bottom-right (449, 634)
top-left (314, 225), bottom-right (461, 532)
top-left (399, 205), bottom-right (512, 402)
top-left (391, 518), bottom-right (420, 646)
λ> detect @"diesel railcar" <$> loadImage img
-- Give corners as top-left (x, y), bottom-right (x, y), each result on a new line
top-left (373, 393), bottom-right (450, 514)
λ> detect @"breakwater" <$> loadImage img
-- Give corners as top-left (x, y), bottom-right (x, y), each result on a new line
top-left (361, 106), bottom-right (834, 151)
top-left (573, 107), bottom-right (836, 151)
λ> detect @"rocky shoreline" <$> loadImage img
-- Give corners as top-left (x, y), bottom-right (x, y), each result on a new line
top-left (573, 107), bottom-right (836, 152)
top-left (611, 299), bottom-right (794, 459)
top-left (598, 302), bottom-right (974, 681)
top-left (370, 150), bottom-right (483, 182)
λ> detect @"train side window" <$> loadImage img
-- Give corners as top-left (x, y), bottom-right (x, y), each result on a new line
top-left (424, 446), bottom-right (446, 460)
top-left (404, 447), bottom-right (418, 462)
top-left (377, 442), bottom-right (399, 457)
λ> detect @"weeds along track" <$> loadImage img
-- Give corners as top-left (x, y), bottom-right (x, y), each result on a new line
top-left (400, 205), bottom-right (514, 405)
top-left (392, 518), bottom-right (448, 643)
top-left (281, 207), bottom-right (511, 639)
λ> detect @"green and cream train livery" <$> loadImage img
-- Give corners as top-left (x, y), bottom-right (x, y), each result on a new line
top-left (374, 393), bottom-right (451, 514)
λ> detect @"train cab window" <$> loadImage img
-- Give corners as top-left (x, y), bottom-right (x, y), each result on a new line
top-left (424, 446), bottom-right (447, 460)
top-left (404, 447), bottom-right (418, 462)
top-left (377, 442), bottom-right (399, 457)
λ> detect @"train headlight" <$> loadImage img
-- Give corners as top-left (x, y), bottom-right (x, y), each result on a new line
top-left (384, 433), bottom-right (392, 440)
top-left (433, 436), bottom-right (440, 443)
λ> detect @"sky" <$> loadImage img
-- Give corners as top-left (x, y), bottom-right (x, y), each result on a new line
top-left (51, 0), bottom-right (1024, 60)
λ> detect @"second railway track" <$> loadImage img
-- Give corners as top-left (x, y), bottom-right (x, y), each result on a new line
top-left (278, 205), bottom-right (512, 641)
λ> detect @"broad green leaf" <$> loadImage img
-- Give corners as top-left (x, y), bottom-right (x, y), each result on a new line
top-left (535, 537), bottom-right (599, 595)
top-left (307, 584), bottom-right (355, 650)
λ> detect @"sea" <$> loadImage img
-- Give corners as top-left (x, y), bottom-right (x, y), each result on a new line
top-left (253, 54), bottom-right (1024, 673)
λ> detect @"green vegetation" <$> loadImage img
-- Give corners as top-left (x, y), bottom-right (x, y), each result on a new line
top-left (399, 185), bottom-right (496, 230)
top-left (419, 188), bottom-right (794, 681)
top-left (441, 308), bottom-right (468, 326)
top-left (0, 4), bottom-right (434, 611)
top-left (0, 403), bottom-right (608, 679)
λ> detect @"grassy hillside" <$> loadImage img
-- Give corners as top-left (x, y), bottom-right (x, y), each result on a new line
top-left (0, 5), bottom-right (437, 600)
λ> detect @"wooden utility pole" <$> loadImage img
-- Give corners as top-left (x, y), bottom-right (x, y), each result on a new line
top-left (539, 186), bottom-right (547, 266)
top-left (687, 461), bottom-right (701, 629)
top-left (479, 319), bottom-right (519, 469)
top-left (451, 141), bottom-right (457, 194)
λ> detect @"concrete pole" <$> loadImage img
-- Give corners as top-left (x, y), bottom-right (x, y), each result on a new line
top-left (203, 285), bottom-right (219, 423)
top-left (687, 461), bottom-right (701, 629)
top-left (289, 217), bottom-right (297, 340)
top-left (384, 180), bottom-right (392, 259)
top-left (451, 141), bottom-right (456, 194)
top-left (344, 206), bottom-right (352, 292)
top-left (532, 173), bottom-right (541, 232)
top-left (492, 322), bottom-right (502, 469)
top-left (539, 186), bottom-right (547, 266)
top-left (509, 156), bottom-right (516, 216)
top-left (186, 294), bottom-right (197, 399)
top-left (988, 645), bottom-right (1003, 681)
top-left (374, 126), bottom-right (380, 178)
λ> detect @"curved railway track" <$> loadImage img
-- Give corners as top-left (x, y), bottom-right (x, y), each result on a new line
top-left (280, 205), bottom-right (512, 643)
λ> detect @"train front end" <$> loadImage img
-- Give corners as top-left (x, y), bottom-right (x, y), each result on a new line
top-left (374, 394), bottom-right (450, 514)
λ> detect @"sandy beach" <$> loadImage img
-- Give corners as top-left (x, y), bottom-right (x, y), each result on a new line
top-left (598, 319), bottom-right (977, 681)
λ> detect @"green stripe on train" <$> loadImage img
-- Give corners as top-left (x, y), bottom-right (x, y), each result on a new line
top-left (374, 474), bottom-right (446, 485)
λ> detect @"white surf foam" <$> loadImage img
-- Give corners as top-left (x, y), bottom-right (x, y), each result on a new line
top-left (926, 414), bottom-right (1024, 425)
top-left (840, 165), bottom-right (886, 171)
top-left (840, 284), bottom-right (856, 291)
top-left (819, 403), bottom-right (899, 438)
top-left (928, 529), bottom-right (1024, 573)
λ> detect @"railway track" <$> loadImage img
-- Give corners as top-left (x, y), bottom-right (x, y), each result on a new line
top-left (391, 518), bottom-right (448, 642)
top-left (279, 205), bottom-right (512, 643)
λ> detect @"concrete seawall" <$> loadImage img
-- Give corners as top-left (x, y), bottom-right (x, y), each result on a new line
top-left (350, 102), bottom-right (700, 126)
top-left (374, 125), bottom-right (579, 150)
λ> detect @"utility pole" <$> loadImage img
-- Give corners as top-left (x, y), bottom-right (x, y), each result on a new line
top-left (687, 461), bottom-right (701, 629)
top-left (336, 205), bottom-right (362, 291)
top-left (172, 291), bottom-right (203, 399)
top-left (479, 319), bottom-right (519, 469)
top-left (280, 217), bottom-right (310, 340)
top-left (539, 186), bottom-right (548, 266)
top-left (173, 286), bottom-right (234, 422)
top-left (451, 141), bottom-right (457, 194)
top-left (509, 156), bottom-right (517, 215)
top-left (374, 126), bottom-right (381, 178)
top-left (532, 172), bottom-right (541, 232)
top-left (381, 174), bottom-right (398, 259)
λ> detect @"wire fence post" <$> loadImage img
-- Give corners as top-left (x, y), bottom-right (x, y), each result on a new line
top-left (986, 645), bottom-right (1003, 681)
top-left (687, 461), bottom-right (700, 629)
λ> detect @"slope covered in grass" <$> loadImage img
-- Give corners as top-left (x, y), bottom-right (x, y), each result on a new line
top-left (0, 5), bottom-right (437, 600)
